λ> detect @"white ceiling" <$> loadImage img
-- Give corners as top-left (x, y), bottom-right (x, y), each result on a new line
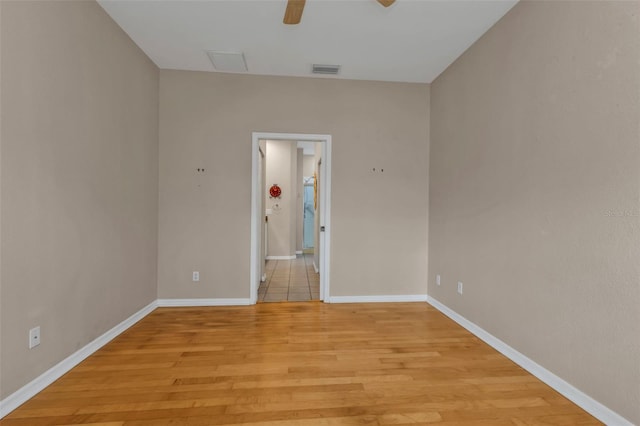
top-left (98, 0), bottom-right (518, 84)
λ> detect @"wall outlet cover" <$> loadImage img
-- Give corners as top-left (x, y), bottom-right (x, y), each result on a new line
top-left (29, 326), bottom-right (41, 349)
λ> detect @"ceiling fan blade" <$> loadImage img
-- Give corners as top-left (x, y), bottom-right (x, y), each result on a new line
top-left (283, 0), bottom-right (305, 25)
top-left (377, 0), bottom-right (396, 7)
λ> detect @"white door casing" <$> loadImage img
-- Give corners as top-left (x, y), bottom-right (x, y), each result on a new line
top-left (250, 132), bottom-right (332, 304)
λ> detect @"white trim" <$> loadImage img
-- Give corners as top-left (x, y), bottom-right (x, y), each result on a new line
top-left (320, 138), bottom-right (331, 302)
top-left (157, 298), bottom-right (252, 307)
top-left (312, 261), bottom-right (319, 274)
top-left (327, 294), bottom-right (428, 304)
top-left (251, 132), bottom-right (331, 305)
top-left (265, 255), bottom-right (296, 260)
top-left (426, 296), bottom-right (633, 426)
top-left (295, 250), bottom-right (303, 255)
top-left (0, 300), bottom-right (158, 418)
top-left (250, 133), bottom-right (261, 305)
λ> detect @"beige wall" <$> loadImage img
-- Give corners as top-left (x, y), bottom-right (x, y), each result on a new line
top-left (0, 0), bottom-right (634, 421)
top-left (296, 148), bottom-right (304, 253)
top-left (0, 0), bottom-right (159, 399)
top-left (265, 140), bottom-right (297, 257)
top-left (303, 155), bottom-right (315, 178)
top-left (429, 1), bottom-right (640, 423)
top-left (158, 71), bottom-right (429, 298)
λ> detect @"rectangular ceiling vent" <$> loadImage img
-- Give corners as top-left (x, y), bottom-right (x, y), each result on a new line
top-left (312, 64), bottom-right (340, 75)
top-left (206, 51), bottom-right (248, 73)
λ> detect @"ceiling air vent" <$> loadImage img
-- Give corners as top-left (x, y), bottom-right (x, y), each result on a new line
top-left (206, 51), bottom-right (248, 72)
top-left (312, 64), bottom-right (340, 75)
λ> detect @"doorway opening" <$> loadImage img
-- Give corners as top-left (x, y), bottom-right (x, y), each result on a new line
top-left (250, 133), bottom-right (332, 304)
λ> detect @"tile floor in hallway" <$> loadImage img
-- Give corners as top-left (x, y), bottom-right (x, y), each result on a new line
top-left (258, 253), bottom-right (320, 302)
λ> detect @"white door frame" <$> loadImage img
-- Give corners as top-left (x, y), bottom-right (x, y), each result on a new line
top-left (250, 132), bottom-right (332, 304)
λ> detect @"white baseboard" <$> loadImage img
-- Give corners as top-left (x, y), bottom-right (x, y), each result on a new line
top-left (327, 294), bottom-right (428, 304)
top-left (426, 296), bottom-right (633, 426)
top-left (0, 300), bottom-right (158, 418)
top-left (295, 250), bottom-right (303, 255)
top-left (157, 298), bottom-right (252, 307)
top-left (265, 255), bottom-right (296, 260)
top-left (312, 261), bottom-right (319, 274)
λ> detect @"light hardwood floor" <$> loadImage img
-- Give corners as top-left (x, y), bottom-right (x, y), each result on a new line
top-left (2, 303), bottom-right (600, 425)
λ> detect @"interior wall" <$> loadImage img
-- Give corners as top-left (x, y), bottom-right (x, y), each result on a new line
top-left (302, 154), bottom-right (315, 251)
top-left (428, 1), bottom-right (640, 423)
top-left (0, 0), bottom-right (159, 399)
top-left (158, 71), bottom-right (429, 299)
top-left (296, 148), bottom-right (303, 253)
top-left (0, 0), bottom-right (4, 403)
top-left (264, 140), bottom-right (296, 258)
top-left (303, 155), bottom-right (315, 178)
top-left (289, 143), bottom-right (298, 256)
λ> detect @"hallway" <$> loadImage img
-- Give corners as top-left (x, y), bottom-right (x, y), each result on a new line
top-left (258, 254), bottom-right (320, 302)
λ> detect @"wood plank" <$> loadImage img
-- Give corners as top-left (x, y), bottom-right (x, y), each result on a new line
top-left (2, 303), bottom-right (601, 425)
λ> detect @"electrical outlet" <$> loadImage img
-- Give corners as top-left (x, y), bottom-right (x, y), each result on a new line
top-left (457, 281), bottom-right (463, 295)
top-left (436, 274), bottom-right (441, 286)
top-left (29, 326), bottom-right (41, 349)
top-left (192, 271), bottom-right (200, 282)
